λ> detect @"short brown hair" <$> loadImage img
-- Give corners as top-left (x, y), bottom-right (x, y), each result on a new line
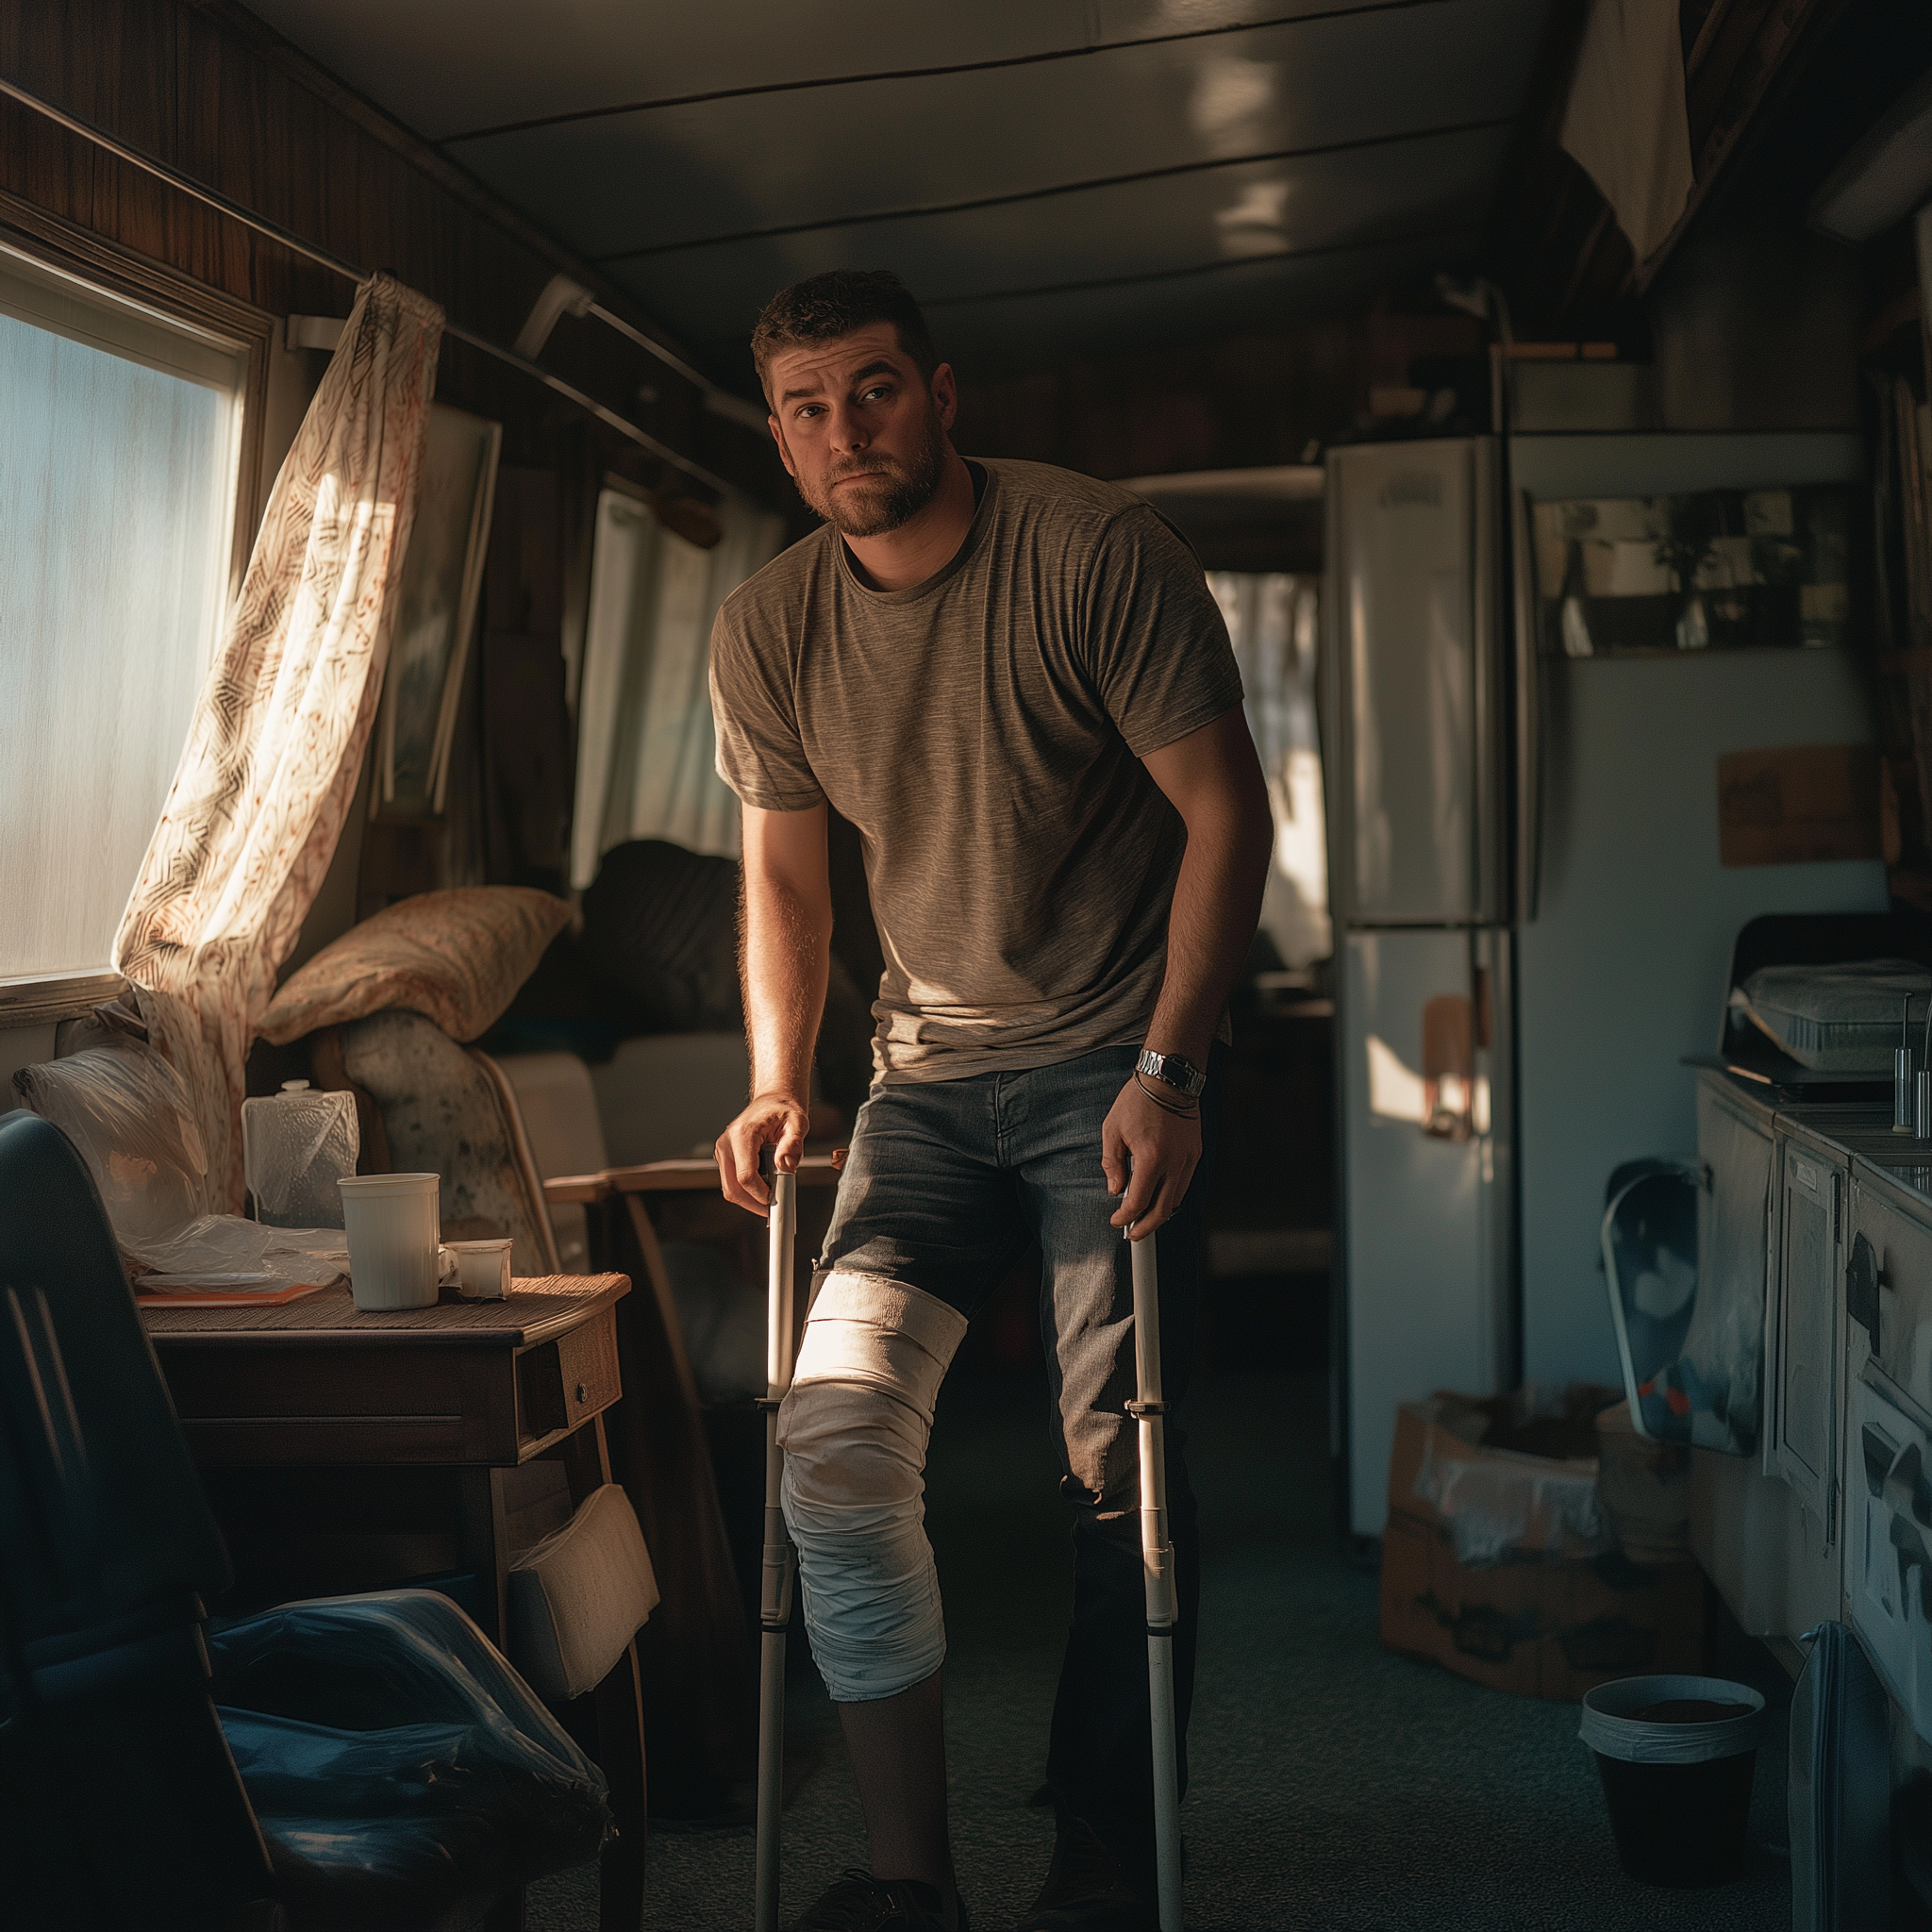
top-left (751, 270), bottom-right (939, 402)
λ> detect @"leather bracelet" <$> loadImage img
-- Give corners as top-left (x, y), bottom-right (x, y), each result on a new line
top-left (1135, 1070), bottom-right (1200, 1119)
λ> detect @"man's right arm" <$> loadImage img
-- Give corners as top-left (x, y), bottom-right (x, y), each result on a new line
top-left (715, 800), bottom-right (834, 1213)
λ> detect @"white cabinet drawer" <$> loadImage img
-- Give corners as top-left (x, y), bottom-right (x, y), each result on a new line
top-left (1692, 1081), bottom-right (1774, 1455)
top-left (1847, 1366), bottom-right (1932, 1744)
top-left (1845, 1172), bottom-right (1932, 1413)
top-left (1772, 1139), bottom-right (1843, 1545)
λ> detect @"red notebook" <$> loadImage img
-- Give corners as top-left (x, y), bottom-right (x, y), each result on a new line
top-left (134, 1278), bottom-right (334, 1310)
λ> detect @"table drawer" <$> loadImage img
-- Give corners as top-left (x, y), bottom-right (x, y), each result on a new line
top-left (516, 1311), bottom-right (620, 1446)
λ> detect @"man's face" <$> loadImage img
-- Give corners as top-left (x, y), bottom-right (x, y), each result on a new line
top-left (764, 322), bottom-right (954, 538)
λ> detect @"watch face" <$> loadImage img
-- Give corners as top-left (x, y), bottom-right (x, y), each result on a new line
top-left (1139, 1050), bottom-right (1204, 1095)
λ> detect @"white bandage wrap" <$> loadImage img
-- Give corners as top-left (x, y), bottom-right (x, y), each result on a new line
top-left (778, 1272), bottom-right (968, 1703)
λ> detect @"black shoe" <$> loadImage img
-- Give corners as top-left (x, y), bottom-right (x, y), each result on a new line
top-left (1011, 1816), bottom-right (1157, 1931)
top-left (792, 1867), bottom-right (966, 1932)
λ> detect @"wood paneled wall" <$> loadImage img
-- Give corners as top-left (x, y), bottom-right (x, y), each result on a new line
top-left (0, 0), bottom-right (785, 502)
top-left (954, 309), bottom-right (1483, 483)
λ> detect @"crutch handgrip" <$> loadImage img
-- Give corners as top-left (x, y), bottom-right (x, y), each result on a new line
top-left (759, 1145), bottom-right (798, 1398)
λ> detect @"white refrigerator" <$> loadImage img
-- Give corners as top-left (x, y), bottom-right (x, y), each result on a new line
top-left (1326, 430), bottom-right (1886, 1540)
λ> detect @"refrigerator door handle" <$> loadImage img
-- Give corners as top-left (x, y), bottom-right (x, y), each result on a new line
top-left (1472, 438), bottom-right (1507, 924)
top-left (1512, 477), bottom-right (1543, 922)
top-left (1421, 992), bottom-right (1475, 1141)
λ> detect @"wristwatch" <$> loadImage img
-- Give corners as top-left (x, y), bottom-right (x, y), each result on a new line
top-left (1137, 1047), bottom-right (1207, 1099)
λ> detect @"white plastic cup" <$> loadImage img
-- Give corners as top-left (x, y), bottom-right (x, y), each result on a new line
top-left (339, 1173), bottom-right (442, 1311)
top-left (446, 1237), bottom-right (514, 1301)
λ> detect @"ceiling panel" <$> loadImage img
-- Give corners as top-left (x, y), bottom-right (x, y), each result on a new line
top-left (447, 0), bottom-right (1542, 262)
top-left (608, 124), bottom-right (1509, 367)
top-left (849, 234), bottom-right (1466, 383)
top-left (241, 0), bottom-right (1416, 142)
top-left (243, 0), bottom-right (1087, 138)
top-left (240, 0), bottom-right (1557, 384)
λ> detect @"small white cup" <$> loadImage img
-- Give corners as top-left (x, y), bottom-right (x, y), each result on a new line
top-left (339, 1173), bottom-right (442, 1311)
top-left (446, 1237), bottom-right (514, 1301)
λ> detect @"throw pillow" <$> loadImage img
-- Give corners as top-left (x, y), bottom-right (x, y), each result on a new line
top-left (259, 887), bottom-right (572, 1045)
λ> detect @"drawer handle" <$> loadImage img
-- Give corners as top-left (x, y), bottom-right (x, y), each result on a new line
top-left (575, 1382), bottom-right (589, 1404)
top-left (1848, 1234), bottom-right (1884, 1351)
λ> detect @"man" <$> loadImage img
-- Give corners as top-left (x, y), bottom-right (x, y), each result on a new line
top-left (710, 269), bottom-right (1273, 1932)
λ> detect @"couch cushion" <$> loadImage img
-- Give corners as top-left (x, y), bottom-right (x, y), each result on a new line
top-left (508, 1484), bottom-right (659, 1704)
top-left (259, 888), bottom-right (571, 1046)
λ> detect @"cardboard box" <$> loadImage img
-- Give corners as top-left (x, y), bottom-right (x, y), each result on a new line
top-left (1594, 1397), bottom-right (1691, 1566)
top-left (1379, 1391), bottom-right (1705, 1702)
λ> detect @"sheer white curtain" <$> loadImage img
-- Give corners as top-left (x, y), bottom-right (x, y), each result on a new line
top-left (115, 275), bottom-right (443, 1210)
top-left (571, 489), bottom-right (785, 887)
top-left (0, 248), bottom-right (243, 982)
top-left (1209, 571), bottom-right (1331, 966)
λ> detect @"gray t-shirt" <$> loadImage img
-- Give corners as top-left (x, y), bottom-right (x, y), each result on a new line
top-left (710, 457), bottom-right (1243, 1083)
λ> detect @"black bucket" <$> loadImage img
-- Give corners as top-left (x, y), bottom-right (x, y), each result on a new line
top-left (1580, 1674), bottom-right (1767, 1887)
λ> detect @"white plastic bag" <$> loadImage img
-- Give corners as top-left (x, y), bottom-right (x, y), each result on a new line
top-left (127, 1215), bottom-right (350, 1293)
top-left (15, 1040), bottom-right (208, 1248)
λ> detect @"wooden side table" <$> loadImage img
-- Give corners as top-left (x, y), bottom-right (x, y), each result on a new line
top-left (142, 1274), bottom-right (644, 1932)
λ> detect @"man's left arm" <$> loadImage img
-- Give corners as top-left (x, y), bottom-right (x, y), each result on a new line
top-left (1103, 707), bottom-right (1274, 1236)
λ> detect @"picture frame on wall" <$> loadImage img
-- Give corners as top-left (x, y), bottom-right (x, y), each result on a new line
top-left (374, 402), bottom-right (502, 820)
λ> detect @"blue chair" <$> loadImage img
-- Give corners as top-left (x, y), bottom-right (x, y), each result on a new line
top-left (0, 1108), bottom-right (608, 1930)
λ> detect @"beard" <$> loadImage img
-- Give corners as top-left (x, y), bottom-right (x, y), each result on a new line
top-left (797, 401), bottom-right (948, 538)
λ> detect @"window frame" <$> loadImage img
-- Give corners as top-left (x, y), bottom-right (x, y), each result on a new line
top-left (0, 192), bottom-right (278, 1021)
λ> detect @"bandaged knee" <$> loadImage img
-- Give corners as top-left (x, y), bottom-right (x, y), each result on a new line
top-left (777, 1272), bottom-right (967, 1703)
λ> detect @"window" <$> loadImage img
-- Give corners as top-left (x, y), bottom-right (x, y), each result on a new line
top-left (0, 243), bottom-right (245, 987)
top-left (1208, 571), bottom-right (1330, 967)
top-left (571, 485), bottom-right (785, 887)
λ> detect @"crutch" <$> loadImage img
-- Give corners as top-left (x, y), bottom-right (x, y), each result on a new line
top-left (755, 1146), bottom-right (798, 1932)
top-left (1128, 1224), bottom-right (1184, 1932)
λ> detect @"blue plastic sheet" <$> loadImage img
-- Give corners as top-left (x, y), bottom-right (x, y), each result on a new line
top-left (209, 1590), bottom-right (608, 1929)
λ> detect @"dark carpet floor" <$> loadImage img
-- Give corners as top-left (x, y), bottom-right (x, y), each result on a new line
top-left (529, 1362), bottom-right (1790, 1930)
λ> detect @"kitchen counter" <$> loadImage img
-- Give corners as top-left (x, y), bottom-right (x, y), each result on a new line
top-left (1695, 1069), bottom-right (1932, 1743)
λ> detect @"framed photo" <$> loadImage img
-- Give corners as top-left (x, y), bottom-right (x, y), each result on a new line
top-left (1529, 485), bottom-right (1856, 658)
top-left (375, 402), bottom-right (501, 818)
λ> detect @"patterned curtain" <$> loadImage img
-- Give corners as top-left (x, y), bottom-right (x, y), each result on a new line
top-left (115, 275), bottom-right (443, 1210)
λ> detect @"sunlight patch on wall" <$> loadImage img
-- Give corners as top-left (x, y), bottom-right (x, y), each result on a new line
top-left (1366, 1034), bottom-right (1428, 1124)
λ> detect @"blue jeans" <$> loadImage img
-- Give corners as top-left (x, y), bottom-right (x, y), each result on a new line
top-left (812, 1043), bottom-right (1209, 1857)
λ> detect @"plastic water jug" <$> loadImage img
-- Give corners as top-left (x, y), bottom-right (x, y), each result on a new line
top-left (241, 1079), bottom-right (359, 1228)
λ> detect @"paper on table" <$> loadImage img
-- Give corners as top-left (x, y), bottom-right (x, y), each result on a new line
top-left (141, 1271), bottom-right (273, 1289)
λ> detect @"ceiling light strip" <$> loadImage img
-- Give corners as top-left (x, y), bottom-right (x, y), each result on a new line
top-left (0, 69), bottom-right (729, 492)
